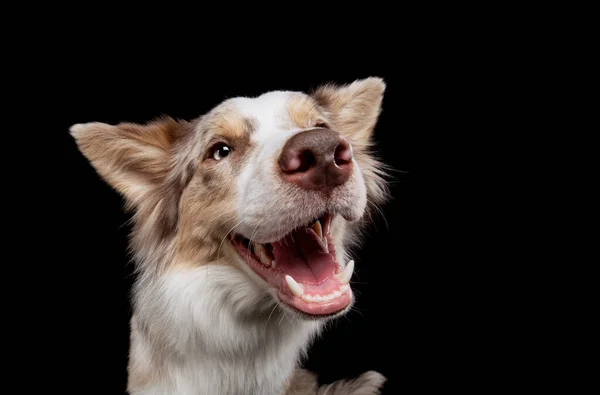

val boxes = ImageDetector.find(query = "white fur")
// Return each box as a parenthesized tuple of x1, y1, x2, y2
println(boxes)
(130, 264, 321, 394)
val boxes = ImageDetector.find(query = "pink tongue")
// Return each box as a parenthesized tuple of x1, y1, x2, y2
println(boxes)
(272, 228, 336, 284)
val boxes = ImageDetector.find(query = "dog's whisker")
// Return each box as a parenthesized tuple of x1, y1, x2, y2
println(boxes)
(244, 219, 267, 263)
(277, 307, 288, 328)
(265, 302, 279, 331)
(367, 198, 389, 232)
(216, 217, 245, 260)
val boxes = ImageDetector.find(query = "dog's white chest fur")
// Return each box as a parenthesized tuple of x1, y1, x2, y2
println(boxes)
(128, 266, 321, 395)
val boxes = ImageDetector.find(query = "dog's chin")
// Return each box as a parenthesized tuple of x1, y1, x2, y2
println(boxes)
(231, 212, 354, 320)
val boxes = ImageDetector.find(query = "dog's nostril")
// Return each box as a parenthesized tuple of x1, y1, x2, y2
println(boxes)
(296, 150, 315, 172)
(333, 140, 352, 167)
(281, 150, 316, 173)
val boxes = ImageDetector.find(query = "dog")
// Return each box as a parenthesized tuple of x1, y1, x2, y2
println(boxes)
(70, 77, 390, 394)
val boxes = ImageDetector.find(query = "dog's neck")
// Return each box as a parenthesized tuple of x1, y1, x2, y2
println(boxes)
(127, 252, 323, 395)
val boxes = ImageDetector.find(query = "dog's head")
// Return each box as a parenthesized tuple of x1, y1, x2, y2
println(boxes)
(71, 78, 388, 320)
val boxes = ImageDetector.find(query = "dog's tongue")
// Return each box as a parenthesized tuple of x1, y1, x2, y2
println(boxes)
(272, 227, 336, 284)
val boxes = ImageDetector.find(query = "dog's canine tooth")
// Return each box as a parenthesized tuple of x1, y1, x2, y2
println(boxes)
(285, 275, 304, 297)
(311, 220, 323, 238)
(335, 260, 354, 284)
(253, 243, 271, 267)
(271, 260, 276, 269)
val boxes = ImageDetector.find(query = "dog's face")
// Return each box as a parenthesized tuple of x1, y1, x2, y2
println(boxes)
(71, 78, 388, 320)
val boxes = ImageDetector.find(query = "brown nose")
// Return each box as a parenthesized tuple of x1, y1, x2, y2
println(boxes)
(279, 128, 353, 191)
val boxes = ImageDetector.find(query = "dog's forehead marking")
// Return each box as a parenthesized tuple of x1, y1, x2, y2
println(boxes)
(230, 91, 304, 141)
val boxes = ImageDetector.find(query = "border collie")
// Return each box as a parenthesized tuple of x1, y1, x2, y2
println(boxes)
(71, 77, 389, 394)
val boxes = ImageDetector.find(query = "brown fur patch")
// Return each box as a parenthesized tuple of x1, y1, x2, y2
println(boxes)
(201, 107, 255, 175)
(70, 116, 186, 208)
(286, 94, 324, 129)
(174, 177, 237, 265)
(311, 78, 385, 151)
(207, 107, 257, 143)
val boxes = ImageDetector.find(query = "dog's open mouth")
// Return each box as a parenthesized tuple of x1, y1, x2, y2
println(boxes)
(231, 213, 352, 316)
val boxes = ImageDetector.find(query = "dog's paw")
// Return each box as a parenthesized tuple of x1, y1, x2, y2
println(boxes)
(285, 368, 319, 394)
(317, 371, 386, 395)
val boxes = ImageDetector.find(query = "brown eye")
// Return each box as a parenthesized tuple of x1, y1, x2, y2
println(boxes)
(314, 121, 329, 129)
(211, 143, 231, 161)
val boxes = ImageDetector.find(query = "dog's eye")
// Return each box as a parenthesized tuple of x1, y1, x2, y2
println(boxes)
(212, 143, 231, 161)
(314, 121, 329, 129)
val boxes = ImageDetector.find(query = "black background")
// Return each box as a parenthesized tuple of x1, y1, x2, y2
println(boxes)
(58, 47, 484, 394)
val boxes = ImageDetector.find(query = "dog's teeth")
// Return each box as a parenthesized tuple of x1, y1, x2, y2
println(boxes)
(322, 236, 329, 253)
(253, 243, 271, 267)
(300, 289, 349, 303)
(271, 260, 276, 269)
(311, 220, 323, 238)
(285, 275, 304, 297)
(323, 294, 334, 302)
(335, 260, 354, 284)
(302, 294, 314, 302)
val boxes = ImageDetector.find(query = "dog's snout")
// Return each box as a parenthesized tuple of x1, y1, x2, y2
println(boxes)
(279, 128, 353, 191)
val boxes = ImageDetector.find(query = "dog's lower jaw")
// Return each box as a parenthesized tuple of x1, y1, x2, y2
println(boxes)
(127, 264, 323, 395)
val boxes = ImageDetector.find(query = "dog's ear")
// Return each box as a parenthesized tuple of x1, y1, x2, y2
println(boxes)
(70, 116, 186, 209)
(311, 77, 386, 149)
(313, 78, 389, 207)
